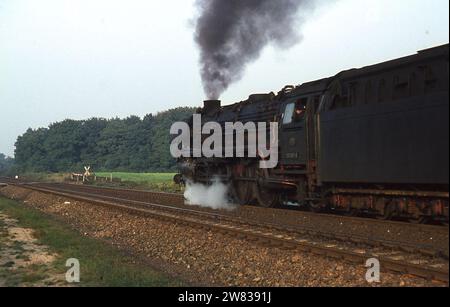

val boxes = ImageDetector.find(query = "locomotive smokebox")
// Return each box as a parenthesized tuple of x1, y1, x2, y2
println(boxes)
(203, 100, 221, 113)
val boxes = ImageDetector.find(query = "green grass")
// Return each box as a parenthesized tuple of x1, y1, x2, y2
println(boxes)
(94, 172, 183, 193)
(0, 197, 183, 287)
(95, 172, 176, 184)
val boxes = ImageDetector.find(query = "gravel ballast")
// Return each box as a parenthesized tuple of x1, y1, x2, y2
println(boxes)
(0, 185, 445, 287)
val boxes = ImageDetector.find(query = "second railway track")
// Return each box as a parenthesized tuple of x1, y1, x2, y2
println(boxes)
(1, 180, 448, 283)
(31, 182, 449, 253)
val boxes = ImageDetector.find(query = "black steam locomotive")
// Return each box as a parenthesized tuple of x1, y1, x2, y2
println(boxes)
(177, 44, 449, 223)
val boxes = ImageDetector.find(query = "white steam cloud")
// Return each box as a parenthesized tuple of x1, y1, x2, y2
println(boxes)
(184, 178, 236, 210)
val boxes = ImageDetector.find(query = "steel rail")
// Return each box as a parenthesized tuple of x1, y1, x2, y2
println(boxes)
(45, 182, 450, 231)
(25, 183, 449, 255)
(7, 182, 449, 284)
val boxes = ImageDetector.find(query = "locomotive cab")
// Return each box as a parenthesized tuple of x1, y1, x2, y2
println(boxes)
(279, 97, 310, 166)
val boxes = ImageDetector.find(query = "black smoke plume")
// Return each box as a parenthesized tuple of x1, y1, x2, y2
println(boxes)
(194, 0, 317, 99)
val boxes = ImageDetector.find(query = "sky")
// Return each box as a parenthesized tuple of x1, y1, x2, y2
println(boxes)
(0, 0, 449, 157)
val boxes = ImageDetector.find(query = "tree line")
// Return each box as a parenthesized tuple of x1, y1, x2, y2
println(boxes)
(12, 107, 196, 173)
(0, 153, 14, 175)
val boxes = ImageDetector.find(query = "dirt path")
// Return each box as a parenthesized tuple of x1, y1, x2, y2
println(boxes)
(0, 211, 65, 287)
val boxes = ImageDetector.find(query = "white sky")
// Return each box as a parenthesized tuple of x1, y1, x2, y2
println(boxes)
(0, 0, 449, 157)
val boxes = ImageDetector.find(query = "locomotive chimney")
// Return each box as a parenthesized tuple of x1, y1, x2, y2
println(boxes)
(203, 100, 221, 113)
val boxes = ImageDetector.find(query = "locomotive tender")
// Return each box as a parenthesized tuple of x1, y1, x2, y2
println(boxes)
(178, 44, 449, 223)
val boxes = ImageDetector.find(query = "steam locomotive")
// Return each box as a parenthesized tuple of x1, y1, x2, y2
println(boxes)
(177, 44, 449, 223)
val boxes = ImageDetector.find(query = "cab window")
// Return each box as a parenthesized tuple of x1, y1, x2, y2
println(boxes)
(283, 98, 307, 125)
(283, 103, 295, 124)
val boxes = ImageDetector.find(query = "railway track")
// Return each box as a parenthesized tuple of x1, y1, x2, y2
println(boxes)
(1, 180, 448, 283)
(27, 182, 450, 255)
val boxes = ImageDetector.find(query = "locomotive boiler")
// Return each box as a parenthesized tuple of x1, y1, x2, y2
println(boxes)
(177, 44, 449, 223)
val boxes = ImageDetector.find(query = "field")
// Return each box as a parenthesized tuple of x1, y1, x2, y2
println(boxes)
(94, 172, 182, 193)
(95, 172, 176, 184)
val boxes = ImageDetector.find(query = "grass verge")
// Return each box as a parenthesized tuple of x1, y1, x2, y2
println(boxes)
(93, 172, 183, 193)
(0, 196, 183, 287)
(95, 172, 176, 183)
(12, 172, 183, 193)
